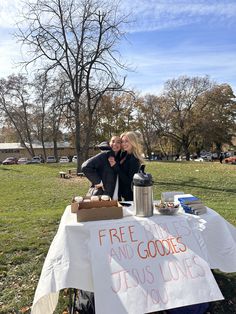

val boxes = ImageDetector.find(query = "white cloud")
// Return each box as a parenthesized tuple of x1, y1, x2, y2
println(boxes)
(120, 0, 236, 32)
(0, 38, 23, 76)
(0, 0, 235, 96)
(123, 44, 236, 94)
(0, 0, 23, 28)
(0, 0, 24, 76)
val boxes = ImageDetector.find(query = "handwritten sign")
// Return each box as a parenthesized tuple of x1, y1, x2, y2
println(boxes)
(89, 216, 223, 314)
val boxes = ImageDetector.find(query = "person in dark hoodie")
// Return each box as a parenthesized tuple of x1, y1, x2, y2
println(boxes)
(81, 135, 121, 199)
(75, 136, 121, 314)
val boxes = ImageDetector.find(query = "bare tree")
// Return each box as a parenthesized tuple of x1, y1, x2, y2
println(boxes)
(48, 75, 73, 160)
(17, 0, 128, 169)
(32, 74, 51, 159)
(134, 94, 165, 158)
(0, 74, 36, 156)
(32, 74, 68, 160)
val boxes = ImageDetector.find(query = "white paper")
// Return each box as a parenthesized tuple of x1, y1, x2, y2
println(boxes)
(89, 216, 223, 314)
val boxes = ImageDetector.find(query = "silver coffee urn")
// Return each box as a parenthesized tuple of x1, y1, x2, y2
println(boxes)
(133, 165, 154, 217)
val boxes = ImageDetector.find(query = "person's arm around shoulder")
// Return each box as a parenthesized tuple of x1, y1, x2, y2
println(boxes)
(81, 152, 107, 185)
(112, 154, 140, 185)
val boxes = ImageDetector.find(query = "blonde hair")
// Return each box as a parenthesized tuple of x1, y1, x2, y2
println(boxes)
(120, 131, 144, 164)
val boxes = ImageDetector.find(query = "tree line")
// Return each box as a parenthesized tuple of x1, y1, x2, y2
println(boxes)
(0, 0, 235, 168)
(0, 73, 235, 162)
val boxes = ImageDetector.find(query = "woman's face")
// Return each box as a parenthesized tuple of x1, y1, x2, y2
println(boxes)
(121, 135, 132, 153)
(110, 136, 121, 153)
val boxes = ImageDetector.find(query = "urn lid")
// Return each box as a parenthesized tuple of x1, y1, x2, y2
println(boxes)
(133, 165, 153, 187)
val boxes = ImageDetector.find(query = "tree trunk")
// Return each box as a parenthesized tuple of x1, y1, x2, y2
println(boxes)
(215, 142, 222, 157)
(182, 136, 190, 160)
(53, 139, 58, 161)
(74, 102, 82, 171)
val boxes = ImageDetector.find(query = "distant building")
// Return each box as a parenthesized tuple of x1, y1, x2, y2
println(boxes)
(0, 142, 75, 161)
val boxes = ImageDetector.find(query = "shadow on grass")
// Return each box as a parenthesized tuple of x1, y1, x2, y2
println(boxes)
(206, 270, 236, 314)
(0, 167, 22, 172)
(154, 179, 236, 194)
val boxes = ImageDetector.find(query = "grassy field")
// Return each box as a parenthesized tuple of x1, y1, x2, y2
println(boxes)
(0, 161, 235, 314)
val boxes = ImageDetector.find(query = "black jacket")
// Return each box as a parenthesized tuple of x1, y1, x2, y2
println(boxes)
(113, 153, 140, 201)
(81, 151, 119, 198)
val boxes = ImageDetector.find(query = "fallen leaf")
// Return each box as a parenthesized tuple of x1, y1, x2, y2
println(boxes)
(20, 306, 31, 313)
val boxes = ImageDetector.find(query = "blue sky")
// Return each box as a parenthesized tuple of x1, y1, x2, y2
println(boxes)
(0, 0, 236, 95)
(120, 0, 236, 94)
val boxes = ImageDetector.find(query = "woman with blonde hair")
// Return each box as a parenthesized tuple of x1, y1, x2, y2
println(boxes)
(120, 131, 144, 163)
(108, 131, 144, 201)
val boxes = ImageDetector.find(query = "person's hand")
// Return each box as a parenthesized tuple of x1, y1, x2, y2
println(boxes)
(95, 183, 104, 189)
(108, 156, 116, 167)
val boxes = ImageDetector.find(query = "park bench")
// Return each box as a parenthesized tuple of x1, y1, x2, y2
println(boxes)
(59, 170, 84, 179)
(77, 172, 84, 177)
(68, 169, 84, 177)
(68, 168, 77, 176)
(59, 171, 67, 179)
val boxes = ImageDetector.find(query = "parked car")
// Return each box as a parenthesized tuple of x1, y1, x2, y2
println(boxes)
(201, 153, 212, 161)
(26, 159, 40, 164)
(59, 156, 70, 163)
(26, 156, 44, 164)
(194, 157, 204, 162)
(212, 153, 218, 160)
(72, 155, 77, 163)
(46, 156, 57, 163)
(224, 156, 236, 164)
(179, 155, 192, 161)
(2, 157, 18, 165)
(223, 152, 231, 158)
(32, 156, 44, 163)
(17, 157, 29, 164)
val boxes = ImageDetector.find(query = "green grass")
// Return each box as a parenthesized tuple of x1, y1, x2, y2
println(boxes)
(0, 161, 235, 313)
(147, 161, 236, 224)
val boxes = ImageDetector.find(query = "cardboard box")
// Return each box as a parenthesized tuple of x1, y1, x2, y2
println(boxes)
(76, 200, 123, 222)
(71, 201, 79, 213)
(161, 191, 185, 202)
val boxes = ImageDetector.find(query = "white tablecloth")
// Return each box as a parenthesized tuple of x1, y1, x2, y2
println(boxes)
(31, 205, 236, 314)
